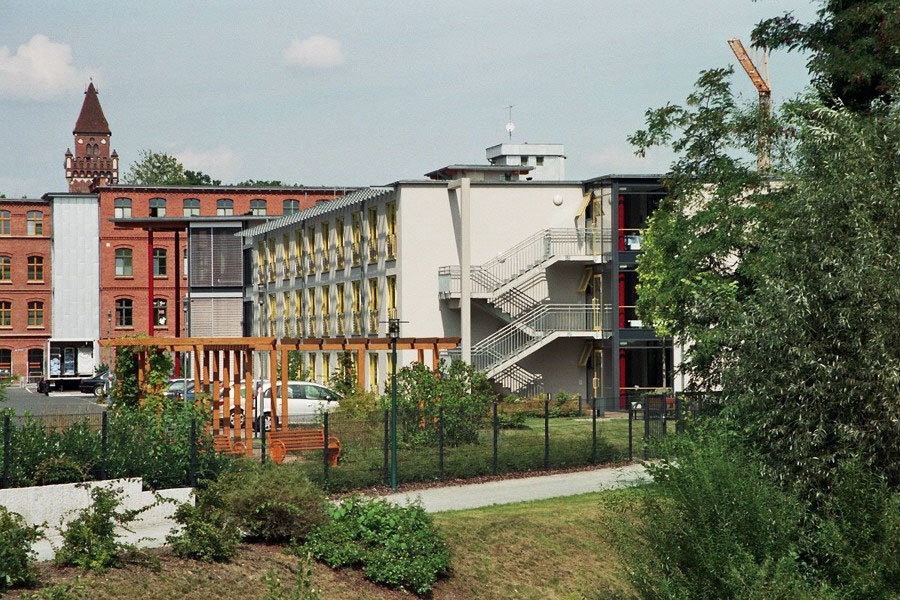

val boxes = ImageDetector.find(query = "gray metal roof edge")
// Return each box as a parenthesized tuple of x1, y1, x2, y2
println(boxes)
(96, 184, 361, 193)
(582, 173, 670, 184)
(240, 186, 394, 238)
(0, 197, 51, 204)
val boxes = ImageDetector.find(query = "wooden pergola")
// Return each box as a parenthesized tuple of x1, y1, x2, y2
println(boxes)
(98, 336, 461, 457)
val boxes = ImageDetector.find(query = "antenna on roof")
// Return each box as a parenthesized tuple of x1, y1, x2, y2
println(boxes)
(504, 105, 515, 141)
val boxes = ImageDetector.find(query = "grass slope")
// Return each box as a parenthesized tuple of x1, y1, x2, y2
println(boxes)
(8, 490, 633, 600)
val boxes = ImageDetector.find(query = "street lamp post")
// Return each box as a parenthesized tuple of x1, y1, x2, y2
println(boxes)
(388, 317, 399, 491)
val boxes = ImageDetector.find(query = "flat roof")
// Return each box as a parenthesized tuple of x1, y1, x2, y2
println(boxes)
(96, 184, 358, 194)
(110, 215, 273, 230)
(0, 197, 50, 204)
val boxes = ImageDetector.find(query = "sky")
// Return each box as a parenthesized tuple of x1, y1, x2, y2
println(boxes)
(0, 1, 819, 197)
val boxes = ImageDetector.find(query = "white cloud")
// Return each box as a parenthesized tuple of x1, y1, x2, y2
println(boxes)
(283, 35, 345, 69)
(176, 145, 241, 180)
(0, 34, 98, 101)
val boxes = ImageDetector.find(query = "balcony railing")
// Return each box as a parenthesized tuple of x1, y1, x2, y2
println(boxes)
(322, 316, 331, 337)
(368, 310, 378, 333)
(368, 240, 378, 264)
(336, 248, 346, 269)
(306, 254, 316, 275)
(438, 228, 611, 297)
(308, 315, 318, 336)
(386, 234, 396, 260)
(352, 310, 362, 335)
(336, 312, 346, 335)
(351, 242, 362, 266)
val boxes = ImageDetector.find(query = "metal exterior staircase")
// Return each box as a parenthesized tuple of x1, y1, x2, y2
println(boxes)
(439, 228, 611, 319)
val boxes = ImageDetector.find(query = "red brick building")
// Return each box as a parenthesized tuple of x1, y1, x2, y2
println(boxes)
(0, 198, 52, 380)
(99, 186, 347, 338)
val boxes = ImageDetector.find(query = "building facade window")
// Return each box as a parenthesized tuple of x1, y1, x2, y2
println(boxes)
(27, 256, 43, 282)
(250, 199, 267, 215)
(27, 301, 43, 327)
(387, 275, 397, 319)
(368, 353, 378, 392)
(367, 208, 378, 263)
(0, 257, 10, 282)
(154, 299, 167, 327)
(321, 222, 331, 270)
(0, 301, 10, 327)
(0, 210, 9, 235)
(115, 298, 133, 327)
(216, 199, 233, 216)
(149, 198, 166, 217)
(368, 278, 379, 332)
(114, 198, 132, 218)
(183, 198, 200, 217)
(26, 211, 43, 236)
(153, 248, 167, 276)
(0, 349, 10, 374)
(283, 199, 300, 215)
(115, 248, 133, 277)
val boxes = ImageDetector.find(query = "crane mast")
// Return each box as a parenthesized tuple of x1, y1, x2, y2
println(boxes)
(728, 37, 771, 171)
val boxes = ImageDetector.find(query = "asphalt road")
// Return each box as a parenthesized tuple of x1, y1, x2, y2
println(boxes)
(1, 384, 106, 416)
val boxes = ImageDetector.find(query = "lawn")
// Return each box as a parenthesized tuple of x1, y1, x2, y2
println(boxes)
(9, 490, 636, 600)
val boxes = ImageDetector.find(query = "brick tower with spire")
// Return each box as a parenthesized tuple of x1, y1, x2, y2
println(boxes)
(64, 82, 118, 192)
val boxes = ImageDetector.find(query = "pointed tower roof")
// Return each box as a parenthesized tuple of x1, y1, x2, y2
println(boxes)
(73, 83, 110, 134)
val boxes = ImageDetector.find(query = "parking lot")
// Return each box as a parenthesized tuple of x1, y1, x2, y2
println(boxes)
(1, 383, 106, 416)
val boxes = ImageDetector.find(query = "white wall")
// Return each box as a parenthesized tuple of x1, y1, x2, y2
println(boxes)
(50, 195, 100, 354)
(397, 182, 584, 339)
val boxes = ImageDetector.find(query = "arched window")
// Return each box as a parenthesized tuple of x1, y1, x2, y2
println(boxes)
(153, 299, 167, 327)
(26, 211, 42, 236)
(250, 199, 267, 216)
(217, 198, 233, 216)
(115, 298, 133, 327)
(0, 257, 9, 282)
(183, 198, 200, 217)
(283, 199, 300, 215)
(0, 210, 8, 235)
(27, 256, 43, 282)
(115, 248, 133, 277)
(94, 144, 99, 155)
(153, 248, 167, 277)
(27, 301, 43, 327)
(114, 198, 132, 218)
(0, 301, 10, 327)
(149, 197, 166, 218)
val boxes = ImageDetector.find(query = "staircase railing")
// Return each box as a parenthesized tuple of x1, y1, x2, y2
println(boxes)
(438, 228, 611, 298)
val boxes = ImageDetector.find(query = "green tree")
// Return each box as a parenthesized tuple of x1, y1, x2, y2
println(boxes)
(752, 1, 900, 111)
(122, 150, 188, 185)
(233, 179, 290, 187)
(184, 169, 221, 186)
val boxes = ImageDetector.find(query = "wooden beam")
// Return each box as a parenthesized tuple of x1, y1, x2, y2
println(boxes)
(417, 348, 425, 364)
(432, 346, 440, 372)
(222, 350, 230, 442)
(136, 351, 145, 402)
(192, 347, 201, 405)
(280, 348, 288, 432)
(243, 350, 253, 456)
(232, 350, 241, 443)
(269, 349, 278, 434)
(212, 351, 221, 435)
(202, 350, 211, 433)
(357, 347, 365, 390)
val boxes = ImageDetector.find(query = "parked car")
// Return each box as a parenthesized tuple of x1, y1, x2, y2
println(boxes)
(254, 381, 340, 431)
(79, 371, 112, 396)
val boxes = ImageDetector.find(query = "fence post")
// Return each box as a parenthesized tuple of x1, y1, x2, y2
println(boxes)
(383, 409, 389, 486)
(661, 397, 667, 437)
(323, 412, 329, 486)
(2, 414, 9, 489)
(100, 411, 108, 480)
(492, 402, 498, 476)
(591, 397, 598, 466)
(438, 405, 444, 481)
(628, 401, 633, 462)
(189, 417, 197, 488)
(260, 419, 267, 464)
(643, 398, 650, 461)
(675, 392, 683, 434)
(544, 396, 550, 471)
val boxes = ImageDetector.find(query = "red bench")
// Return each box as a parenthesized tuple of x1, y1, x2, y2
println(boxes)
(213, 435, 248, 457)
(268, 429, 342, 466)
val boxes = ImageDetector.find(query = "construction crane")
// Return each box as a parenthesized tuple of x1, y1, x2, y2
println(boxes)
(728, 38, 771, 171)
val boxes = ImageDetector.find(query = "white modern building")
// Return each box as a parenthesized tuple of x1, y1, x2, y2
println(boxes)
(241, 146, 674, 409)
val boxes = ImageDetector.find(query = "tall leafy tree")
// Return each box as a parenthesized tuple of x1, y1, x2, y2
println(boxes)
(753, 0, 900, 111)
(122, 150, 220, 186)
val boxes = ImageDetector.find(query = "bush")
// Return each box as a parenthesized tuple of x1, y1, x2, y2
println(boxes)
(336, 389, 380, 420)
(166, 500, 240, 563)
(55, 484, 148, 571)
(0, 506, 43, 591)
(608, 429, 900, 600)
(303, 496, 450, 595)
(203, 462, 327, 542)
(34, 456, 88, 486)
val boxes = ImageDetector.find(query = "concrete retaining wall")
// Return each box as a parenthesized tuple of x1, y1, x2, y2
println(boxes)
(0, 478, 193, 561)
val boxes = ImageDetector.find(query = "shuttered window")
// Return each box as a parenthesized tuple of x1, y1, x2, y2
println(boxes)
(189, 298, 243, 337)
(189, 227, 242, 287)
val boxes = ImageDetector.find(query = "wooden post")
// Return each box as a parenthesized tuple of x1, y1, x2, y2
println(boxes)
(269, 349, 278, 432)
(280, 348, 288, 432)
(233, 350, 241, 443)
(192, 347, 201, 405)
(136, 351, 145, 404)
(244, 350, 253, 456)
(202, 350, 211, 434)
(222, 350, 231, 442)
(432, 345, 440, 372)
(212, 350, 221, 435)
(357, 347, 365, 390)
(417, 348, 425, 364)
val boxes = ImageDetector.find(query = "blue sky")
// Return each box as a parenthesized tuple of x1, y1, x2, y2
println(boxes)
(0, 1, 818, 197)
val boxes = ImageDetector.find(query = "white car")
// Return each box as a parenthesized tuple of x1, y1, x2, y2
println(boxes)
(255, 381, 340, 431)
